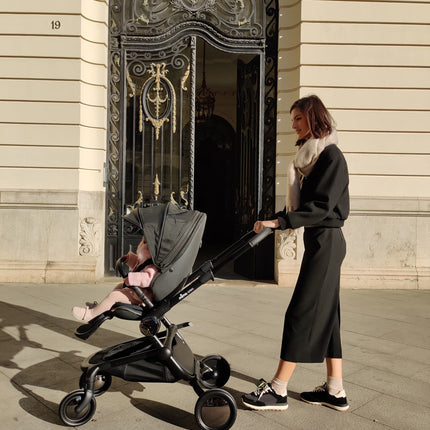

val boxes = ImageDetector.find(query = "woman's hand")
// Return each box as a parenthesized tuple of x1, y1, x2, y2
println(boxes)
(253, 219, 279, 233)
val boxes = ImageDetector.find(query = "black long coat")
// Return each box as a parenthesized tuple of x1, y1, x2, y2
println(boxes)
(276, 144, 350, 363)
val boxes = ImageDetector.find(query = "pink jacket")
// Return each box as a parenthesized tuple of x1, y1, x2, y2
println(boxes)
(125, 252, 158, 288)
(128, 264, 158, 288)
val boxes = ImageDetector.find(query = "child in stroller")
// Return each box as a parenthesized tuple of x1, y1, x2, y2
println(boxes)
(59, 203, 272, 430)
(72, 235, 158, 321)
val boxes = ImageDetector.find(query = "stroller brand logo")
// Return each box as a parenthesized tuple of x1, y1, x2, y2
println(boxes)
(179, 288, 194, 300)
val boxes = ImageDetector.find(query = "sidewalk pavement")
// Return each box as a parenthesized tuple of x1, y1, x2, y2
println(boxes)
(1, 278, 429, 430)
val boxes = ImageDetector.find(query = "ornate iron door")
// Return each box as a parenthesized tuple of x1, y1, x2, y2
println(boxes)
(105, 0, 277, 276)
(234, 55, 263, 238)
(106, 36, 196, 271)
(234, 55, 275, 279)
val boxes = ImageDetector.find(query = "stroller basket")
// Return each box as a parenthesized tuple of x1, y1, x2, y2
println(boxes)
(85, 332, 193, 383)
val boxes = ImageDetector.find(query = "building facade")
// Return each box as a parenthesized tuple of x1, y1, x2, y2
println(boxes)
(0, 0, 429, 288)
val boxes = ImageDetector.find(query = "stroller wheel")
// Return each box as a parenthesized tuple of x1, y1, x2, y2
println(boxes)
(79, 371, 112, 396)
(59, 390, 96, 426)
(199, 355, 230, 389)
(195, 388, 237, 430)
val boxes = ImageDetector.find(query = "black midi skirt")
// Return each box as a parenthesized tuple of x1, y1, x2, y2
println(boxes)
(280, 227, 346, 363)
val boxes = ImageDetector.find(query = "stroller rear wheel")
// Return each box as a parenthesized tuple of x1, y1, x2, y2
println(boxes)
(79, 371, 112, 396)
(59, 390, 97, 426)
(195, 388, 237, 430)
(199, 355, 230, 389)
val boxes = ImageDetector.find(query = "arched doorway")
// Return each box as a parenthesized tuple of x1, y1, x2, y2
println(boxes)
(105, 1, 279, 279)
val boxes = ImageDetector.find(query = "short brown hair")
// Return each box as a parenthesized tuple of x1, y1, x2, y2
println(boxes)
(290, 95, 334, 139)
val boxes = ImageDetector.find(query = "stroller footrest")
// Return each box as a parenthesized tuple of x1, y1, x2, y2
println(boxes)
(75, 313, 112, 340)
(111, 303, 146, 320)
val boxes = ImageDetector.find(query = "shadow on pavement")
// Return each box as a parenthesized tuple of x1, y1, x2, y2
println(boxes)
(0, 300, 260, 428)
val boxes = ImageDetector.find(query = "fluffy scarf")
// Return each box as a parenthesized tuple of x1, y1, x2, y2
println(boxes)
(286, 129, 338, 211)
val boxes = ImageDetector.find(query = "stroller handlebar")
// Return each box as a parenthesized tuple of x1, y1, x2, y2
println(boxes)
(248, 227, 273, 248)
(209, 227, 273, 274)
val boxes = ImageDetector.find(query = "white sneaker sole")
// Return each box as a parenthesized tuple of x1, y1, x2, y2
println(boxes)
(241, 399, 289, 411)
(300, 397, 349, 411)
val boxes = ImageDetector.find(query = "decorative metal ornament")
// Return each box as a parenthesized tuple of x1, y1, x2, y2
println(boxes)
(141, 63, 176, 139)
(170, 185, 189, 206)
(153, 173, 161, 200)
(180, 185, 189, 207)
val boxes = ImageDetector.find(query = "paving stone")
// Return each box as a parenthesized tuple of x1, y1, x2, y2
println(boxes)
(0, 282, 429, 430)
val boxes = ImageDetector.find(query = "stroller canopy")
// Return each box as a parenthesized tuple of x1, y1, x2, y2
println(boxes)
(123, 203, 206, 273)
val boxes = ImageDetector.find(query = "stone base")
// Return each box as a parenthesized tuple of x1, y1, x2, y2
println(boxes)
(274, 259, 300, 288)
(0, 259, 97, 283)
(341, 267, 429, 289)
(275, 261, 429, 290)
(0, 189, 105, 283)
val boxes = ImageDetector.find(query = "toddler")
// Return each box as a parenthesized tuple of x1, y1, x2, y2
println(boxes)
(72, 236, 158, 321)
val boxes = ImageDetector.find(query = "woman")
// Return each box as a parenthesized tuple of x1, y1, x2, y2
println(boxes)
(242, 95, 350, 412)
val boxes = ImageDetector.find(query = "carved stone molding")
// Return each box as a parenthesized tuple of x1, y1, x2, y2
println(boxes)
(277, 229, 297, 260)
(79, 217, 101, 257)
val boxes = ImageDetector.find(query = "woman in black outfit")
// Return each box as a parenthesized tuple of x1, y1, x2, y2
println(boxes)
(242, 95, 350, 412)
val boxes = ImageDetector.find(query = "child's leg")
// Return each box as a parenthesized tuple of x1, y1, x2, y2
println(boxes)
(72, 283, 140, 321)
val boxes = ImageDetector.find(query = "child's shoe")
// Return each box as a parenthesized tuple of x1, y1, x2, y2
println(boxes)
(72, 306, 90, 322)
(300, 382, 349, 411)
(85, 301, 98, 309)
(242, 379, 288, 411)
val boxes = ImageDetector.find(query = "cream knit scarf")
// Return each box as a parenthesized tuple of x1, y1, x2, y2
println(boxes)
(286, 129, 338, 211)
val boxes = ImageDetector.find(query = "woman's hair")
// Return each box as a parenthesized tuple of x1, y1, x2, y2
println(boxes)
(290, 95, 335, 140)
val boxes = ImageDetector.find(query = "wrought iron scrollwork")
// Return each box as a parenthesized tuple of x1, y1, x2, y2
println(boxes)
(111, 0, 264, 39)
(106, 50, 122, 235)
(261, 0, 278, 219)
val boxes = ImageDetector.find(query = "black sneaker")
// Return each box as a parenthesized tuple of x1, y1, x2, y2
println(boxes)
(300, 383, 349, 411)
(242, 379, 288, 411)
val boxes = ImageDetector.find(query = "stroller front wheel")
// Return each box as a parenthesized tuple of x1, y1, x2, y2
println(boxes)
(194, 388, 237, 430)
(59, 389, 97, 426)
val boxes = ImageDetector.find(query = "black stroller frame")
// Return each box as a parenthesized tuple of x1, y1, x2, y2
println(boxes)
(59, 204, 272, 430)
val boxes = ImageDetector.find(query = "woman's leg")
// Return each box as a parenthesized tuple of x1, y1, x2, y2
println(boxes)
(275, 359, 296, 382)
(326, 357, 342, 378)
(326, 357, 345, 396)
(269, 359, 297, 397)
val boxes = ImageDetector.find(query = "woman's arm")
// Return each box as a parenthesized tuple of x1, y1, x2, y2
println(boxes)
(254, 219, 279, 233)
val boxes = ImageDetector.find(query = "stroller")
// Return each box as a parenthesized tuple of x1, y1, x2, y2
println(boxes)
(59, 203, 271, 430)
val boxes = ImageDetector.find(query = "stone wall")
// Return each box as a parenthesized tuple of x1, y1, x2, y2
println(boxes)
(1, 0, 428, 287)
(0, 0, 108, 282)
(275, 0, 430, 289)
